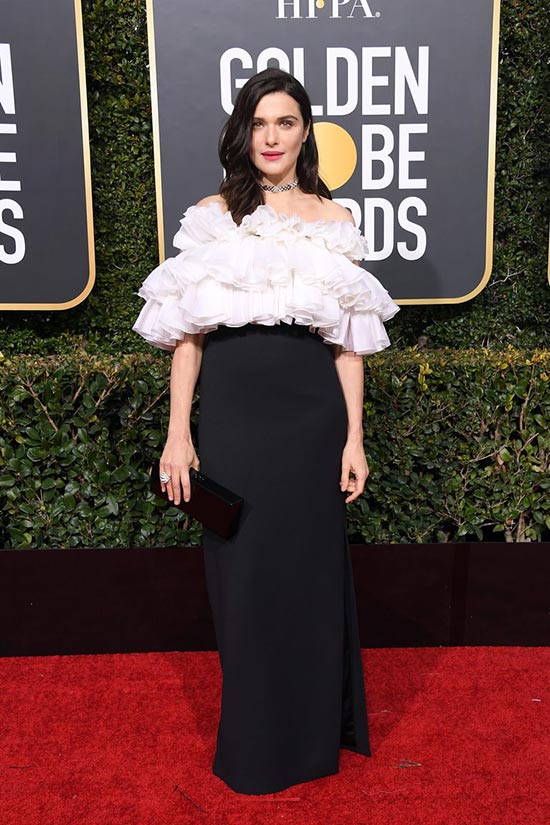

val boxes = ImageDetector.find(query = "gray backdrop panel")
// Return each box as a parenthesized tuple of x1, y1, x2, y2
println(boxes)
(0, 0, 92, 307)
(151, 0, 499, 302)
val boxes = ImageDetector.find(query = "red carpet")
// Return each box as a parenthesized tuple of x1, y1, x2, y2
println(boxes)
(1, 647, 548, 824)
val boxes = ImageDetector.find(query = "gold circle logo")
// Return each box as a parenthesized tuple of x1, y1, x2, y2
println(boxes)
(313, 122, 357, 191)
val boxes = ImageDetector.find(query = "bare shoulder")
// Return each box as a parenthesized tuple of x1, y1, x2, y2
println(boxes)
(317, 197, 355, 226)
(195, 194, 228, 213)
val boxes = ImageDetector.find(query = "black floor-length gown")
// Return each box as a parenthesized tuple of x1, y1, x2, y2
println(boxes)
(131, 200, 400, 794)
(197, 319, 371, 795)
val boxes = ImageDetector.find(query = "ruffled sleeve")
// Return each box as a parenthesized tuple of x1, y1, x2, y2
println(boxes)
(131, 202, 400, 355)
(131, 203, 229, 351)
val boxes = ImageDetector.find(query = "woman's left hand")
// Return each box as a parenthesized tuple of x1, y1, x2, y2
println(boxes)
(340, 436, 369, 504)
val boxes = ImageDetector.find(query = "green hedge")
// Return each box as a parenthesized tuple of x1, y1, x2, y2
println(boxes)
(1, 2, 549, 549)
(2, 349, 550, 548)
(0, 0, 548, 354)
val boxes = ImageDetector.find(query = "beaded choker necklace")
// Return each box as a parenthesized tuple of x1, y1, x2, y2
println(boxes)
(260, 178, 299, 193)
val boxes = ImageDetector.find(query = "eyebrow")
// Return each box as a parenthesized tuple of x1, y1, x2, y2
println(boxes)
(253, 115, 299, 121)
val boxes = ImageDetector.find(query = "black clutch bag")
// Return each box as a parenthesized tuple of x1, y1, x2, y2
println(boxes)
(149, 458, 244, 539)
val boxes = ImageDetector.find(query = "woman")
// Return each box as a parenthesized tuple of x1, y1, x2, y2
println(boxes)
(132, 67, 400, 795)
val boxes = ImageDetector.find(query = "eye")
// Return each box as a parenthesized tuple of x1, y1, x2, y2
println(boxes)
(281, 119, 294, 127)
(252, 121, 263, 128)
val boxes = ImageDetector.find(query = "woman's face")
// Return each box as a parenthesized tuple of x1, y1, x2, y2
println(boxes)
(249, 91, 310, 183)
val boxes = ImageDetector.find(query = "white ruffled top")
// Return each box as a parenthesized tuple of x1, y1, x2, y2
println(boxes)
(132, 201, 400, 355)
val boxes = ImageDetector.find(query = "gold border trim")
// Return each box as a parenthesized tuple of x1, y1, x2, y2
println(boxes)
(146, 0, 165, 261)
(147, 0, 502, 304)
(0, 0, 96, 310)
(399, 0, 501, 304)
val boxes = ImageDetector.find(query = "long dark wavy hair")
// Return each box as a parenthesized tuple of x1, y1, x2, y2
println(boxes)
(218, 68, 331, 225)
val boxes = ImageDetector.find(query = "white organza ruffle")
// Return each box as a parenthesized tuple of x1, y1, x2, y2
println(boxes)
(132, 202, 400, 355)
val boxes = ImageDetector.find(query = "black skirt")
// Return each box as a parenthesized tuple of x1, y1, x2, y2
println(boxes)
(196, 320, 371, 795)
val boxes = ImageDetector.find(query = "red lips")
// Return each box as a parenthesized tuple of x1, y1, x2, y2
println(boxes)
(262, 152, 283, 158)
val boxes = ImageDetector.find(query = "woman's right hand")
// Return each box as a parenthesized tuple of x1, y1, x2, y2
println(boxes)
(159, 435, 200, 505)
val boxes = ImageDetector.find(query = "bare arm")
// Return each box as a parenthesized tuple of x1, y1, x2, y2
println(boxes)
(328, 207, 366, 437)
(157, 195, 223, 504)
(330, 236, 370, 501)
(160, 332, 205, 505)
(332, 344, 370, 503)
(332, 347, 364, 441)
(168, 333, 205, 439)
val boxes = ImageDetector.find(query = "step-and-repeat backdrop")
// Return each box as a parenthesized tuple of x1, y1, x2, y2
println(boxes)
(0, 0, 501, 308)
(0, 0, 93, 310)
(148, 0, 501, 304)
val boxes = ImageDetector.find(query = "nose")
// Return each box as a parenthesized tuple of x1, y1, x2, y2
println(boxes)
(265, 125, 279, 146)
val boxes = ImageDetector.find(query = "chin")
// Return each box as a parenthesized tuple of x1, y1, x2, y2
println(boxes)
(256, 160, 297, 178)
